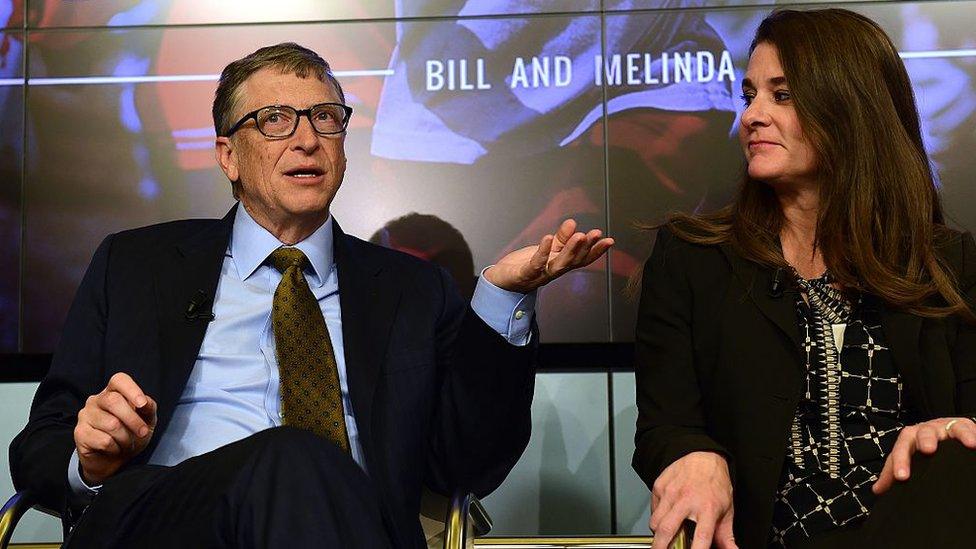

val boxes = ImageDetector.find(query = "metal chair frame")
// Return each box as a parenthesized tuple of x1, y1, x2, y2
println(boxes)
(1, 489, 689, 549)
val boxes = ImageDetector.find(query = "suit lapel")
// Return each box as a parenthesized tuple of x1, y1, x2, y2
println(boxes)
(720, 244, 802, 351)
(334, 221, 402, 468)
(149, 207, 235, 445)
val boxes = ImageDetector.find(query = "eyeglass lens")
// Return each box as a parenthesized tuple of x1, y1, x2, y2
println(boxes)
(256, 104, 347, 136)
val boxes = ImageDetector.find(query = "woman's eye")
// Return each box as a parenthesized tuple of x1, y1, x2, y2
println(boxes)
(739, 93, 754, 106)
(774, 90, 792, 102)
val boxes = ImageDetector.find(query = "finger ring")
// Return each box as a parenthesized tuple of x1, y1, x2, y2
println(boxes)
(945, 419, 961, 433)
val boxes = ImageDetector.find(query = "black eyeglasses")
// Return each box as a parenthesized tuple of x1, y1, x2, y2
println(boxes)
(223, 102, 353, 138)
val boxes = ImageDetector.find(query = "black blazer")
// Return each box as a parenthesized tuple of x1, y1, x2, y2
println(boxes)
(632, 227, 976, 548)
(10, 206, 537, 548)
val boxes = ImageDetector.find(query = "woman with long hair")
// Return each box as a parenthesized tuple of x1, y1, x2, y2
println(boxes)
(633, 9, 976, 548)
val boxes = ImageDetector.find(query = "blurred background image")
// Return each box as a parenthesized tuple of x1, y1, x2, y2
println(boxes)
(3, 1, 975, 352)
(1, 0, 975, 540)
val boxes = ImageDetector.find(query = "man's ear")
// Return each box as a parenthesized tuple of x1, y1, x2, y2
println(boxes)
(215, 136, 239, 183)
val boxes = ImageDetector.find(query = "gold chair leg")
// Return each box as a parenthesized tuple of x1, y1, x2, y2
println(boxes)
(444, 492, 492, 549)
(0, 492, 33, 549)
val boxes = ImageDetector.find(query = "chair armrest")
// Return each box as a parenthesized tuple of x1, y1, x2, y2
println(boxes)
(444, 492, 492, 549)
(667, 520, 694, 549)
(1, 491, 35, 549)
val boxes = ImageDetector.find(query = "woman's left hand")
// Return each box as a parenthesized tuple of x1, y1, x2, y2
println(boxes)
(872, 417, 976, 495)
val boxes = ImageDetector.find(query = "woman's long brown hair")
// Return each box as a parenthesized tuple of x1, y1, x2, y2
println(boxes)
(664, 8, 973, 321)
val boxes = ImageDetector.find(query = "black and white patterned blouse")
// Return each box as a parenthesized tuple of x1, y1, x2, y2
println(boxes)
(769, 273, 910, 547)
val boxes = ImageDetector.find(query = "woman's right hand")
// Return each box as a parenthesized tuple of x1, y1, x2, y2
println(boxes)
(650, 451, 737, 549)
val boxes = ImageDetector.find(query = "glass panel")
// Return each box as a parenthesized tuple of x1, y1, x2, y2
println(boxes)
(855, 1, 976, 234)
(26, 0, 394, 28)
(0, 29, 22, 352)
(0, 383, 62, 543)
(612, 371, 652, 535)
(366, 14, 609, 342)
(23, 14, 609, 349)
(408, 0, 601, 17)
(25, 3, 972, 349)
(24, 0, 601, 28)
(609, 1, 976, 340)
(483, 372, 612, 535)
(2, 0, 23, 29)
(22, 21, 395, 350)
(605, 0, 889, 11)
(605, 7, 742, 340)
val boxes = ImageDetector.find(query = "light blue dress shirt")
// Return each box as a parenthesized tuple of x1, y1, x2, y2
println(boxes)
(69, 205, 536, 496)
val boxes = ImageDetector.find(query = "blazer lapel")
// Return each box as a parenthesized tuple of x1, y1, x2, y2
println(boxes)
(879, 303, 927, 415)
(334, 221, 402, 468)
(149, 206, 235, 444)
(720, 244, 802, 351)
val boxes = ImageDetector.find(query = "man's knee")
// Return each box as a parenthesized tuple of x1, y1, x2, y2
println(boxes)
(233, 426, 364, 484)
(221, 428, 386, 543)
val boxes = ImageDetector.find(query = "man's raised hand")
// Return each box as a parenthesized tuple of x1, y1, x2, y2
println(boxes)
(484, 219, 614, 294)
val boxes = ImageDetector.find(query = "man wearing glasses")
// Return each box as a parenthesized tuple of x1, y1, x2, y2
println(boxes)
(10, 43, 613, 547)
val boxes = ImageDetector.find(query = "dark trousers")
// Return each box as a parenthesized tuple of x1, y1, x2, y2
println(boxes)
(65, 427, 393, 549)
(791, 440, 976, 549)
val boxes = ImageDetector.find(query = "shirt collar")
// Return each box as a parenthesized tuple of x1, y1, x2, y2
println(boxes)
(230, 203, 334, 288)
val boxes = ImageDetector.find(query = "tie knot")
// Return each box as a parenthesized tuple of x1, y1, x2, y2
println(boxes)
(269, 247, 308, 274)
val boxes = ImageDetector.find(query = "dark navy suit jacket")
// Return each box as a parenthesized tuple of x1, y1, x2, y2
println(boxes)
(11, 205, 537, 547)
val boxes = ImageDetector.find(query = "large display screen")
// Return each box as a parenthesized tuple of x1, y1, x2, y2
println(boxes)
(2, 0, 975, 352)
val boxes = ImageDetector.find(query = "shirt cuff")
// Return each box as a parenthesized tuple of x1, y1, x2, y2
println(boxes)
(471, 267, 537, 346)
(68, 449, 102, 502)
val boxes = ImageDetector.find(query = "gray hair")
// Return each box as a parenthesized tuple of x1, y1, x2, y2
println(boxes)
(212, 42, 345, 138)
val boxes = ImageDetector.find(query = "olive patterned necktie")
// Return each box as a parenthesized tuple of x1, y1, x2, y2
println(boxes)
(269, 247, 350, 452)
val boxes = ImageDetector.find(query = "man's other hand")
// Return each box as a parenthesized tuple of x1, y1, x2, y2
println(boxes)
(74, 372, 157, 485)
(484, 219, 614, 294)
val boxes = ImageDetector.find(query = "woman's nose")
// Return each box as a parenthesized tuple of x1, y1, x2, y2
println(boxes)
(740, 99, 770, 129)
